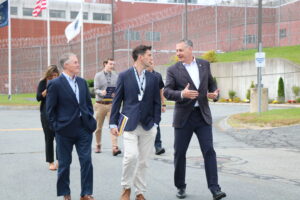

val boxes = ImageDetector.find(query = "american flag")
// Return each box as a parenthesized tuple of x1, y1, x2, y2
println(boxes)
(32, 0, 47, 17)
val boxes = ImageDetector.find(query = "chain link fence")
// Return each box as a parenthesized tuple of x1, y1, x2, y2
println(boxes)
(0, 0, 300, 94)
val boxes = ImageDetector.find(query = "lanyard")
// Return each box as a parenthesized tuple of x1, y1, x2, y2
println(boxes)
(133, 67, 145, 101)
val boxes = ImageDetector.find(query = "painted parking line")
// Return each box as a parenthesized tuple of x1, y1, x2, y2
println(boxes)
(0, 128, 42, 132)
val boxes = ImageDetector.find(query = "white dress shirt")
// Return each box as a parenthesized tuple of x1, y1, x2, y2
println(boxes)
(182, 58, 200, 107)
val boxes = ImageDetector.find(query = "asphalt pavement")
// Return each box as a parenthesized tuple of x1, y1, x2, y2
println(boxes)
(0, 104, 299, 200)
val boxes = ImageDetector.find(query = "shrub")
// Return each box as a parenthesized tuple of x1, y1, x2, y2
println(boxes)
(228, 90, 236, 100)
(202, 50, 217, 63)
(277, 77, 285, 102)
(292, 86, 300, 97)
(86, 79, 94, 87)
(296, 98, 300, 103)
(218, 98, 228, 102)
(233, 97, 241, 103)
(246, 81, 255, 100)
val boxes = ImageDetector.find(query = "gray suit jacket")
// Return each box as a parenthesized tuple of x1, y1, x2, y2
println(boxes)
(94, 70, 118, 101)
(163, 58, 217, 128)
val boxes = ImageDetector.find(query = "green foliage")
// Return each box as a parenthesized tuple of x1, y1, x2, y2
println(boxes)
(228, 90, 236, 100)
(216, 45, 300, 65)
(218, 98, 228, 102)
(246, 81, 255, 100)
(202, 50, 217, 63)
(86, 79, 94, 87)
(296, 98, 300, 103)
(277, 77, 285, 98)
(292, 86, 300, 97)
(233, 97, 241, 103)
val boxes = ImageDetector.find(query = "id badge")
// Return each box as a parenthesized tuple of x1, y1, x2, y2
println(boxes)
(138, 94, 142, 101)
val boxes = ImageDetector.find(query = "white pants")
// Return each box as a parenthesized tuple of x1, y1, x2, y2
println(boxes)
(121, 125, 156, 196)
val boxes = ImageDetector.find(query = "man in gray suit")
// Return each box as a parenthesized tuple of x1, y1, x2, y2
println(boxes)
(93, 58, 121, 156)
(164, 40, 226, 200)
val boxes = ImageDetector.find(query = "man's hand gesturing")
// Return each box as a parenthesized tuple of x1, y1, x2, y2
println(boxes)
(182, 83, 199, 99)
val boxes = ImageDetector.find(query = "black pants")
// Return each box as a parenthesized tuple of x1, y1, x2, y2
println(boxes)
(154, 125, 162, 149)
(174, 108, 220, 192)
(40, 112, 57, 163)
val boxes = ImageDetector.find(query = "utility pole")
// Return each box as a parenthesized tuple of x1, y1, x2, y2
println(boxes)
(257, 0, 263, 113)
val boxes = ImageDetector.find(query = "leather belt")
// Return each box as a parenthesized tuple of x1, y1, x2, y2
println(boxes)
(96, 101, 112, 105)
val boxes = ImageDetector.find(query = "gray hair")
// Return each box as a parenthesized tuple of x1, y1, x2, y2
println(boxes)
(59, 52, 76, 69)
(178, 39, 193, 48)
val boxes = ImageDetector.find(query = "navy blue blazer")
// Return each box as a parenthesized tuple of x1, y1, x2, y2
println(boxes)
(46, 75, 96, 136)
(109, 67, 161, 131)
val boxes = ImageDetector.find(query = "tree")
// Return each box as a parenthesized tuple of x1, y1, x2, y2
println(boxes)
(277, 77, 285, 102)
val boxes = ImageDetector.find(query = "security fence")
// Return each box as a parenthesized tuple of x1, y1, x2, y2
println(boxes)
(0, 0, 300, 94)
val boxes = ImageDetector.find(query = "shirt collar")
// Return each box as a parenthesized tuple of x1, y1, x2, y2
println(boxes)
(62, 72, 77, 82)
(182, 57, 196, 67)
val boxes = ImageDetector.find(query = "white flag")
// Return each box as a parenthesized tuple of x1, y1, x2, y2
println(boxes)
(65, 10, 82, 43)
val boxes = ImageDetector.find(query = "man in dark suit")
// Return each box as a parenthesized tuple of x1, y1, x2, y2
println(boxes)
(46, 53, 97, 200)
(109, 45, 161, 200)
(164, 40, 226, 200)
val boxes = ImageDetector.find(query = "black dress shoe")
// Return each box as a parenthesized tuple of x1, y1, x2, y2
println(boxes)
(176, 188, 186, 199)
(155, 147, 165, 155)
(212, 190, 226, 200)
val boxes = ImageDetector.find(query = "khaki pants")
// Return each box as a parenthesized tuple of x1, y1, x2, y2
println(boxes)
(94, 103, 118, 148)
(121, 125, 157, 196)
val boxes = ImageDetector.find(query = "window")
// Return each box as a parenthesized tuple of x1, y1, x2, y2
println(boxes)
(145, 32, 161, 41)
(279, 28, 286, 39)
(10, 7, 18, 15)
(125, 30, 140, 41)
(93, 13, 111, 21)
(23, 8, 39, 16)
(71, 11, 88, 20)
(168, 0, 197, 3)
(244, 35, 256, 44)
(50, 10, 66, 19)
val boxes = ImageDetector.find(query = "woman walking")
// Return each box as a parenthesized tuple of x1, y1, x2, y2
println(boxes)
(36, 65, 60, 170)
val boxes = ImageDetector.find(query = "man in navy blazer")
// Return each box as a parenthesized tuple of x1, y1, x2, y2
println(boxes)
(46, 53, 96, 200)
(109, 45, 161, 200)
(164, 40, 226, 200)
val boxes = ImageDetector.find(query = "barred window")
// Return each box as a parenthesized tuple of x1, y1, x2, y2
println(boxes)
(279, 28, 286, 39)
(93, 13, 111, 21)
(71, 11, 88, 20)
(244, 35, 256, 44)
(23, 8, 40, 16)
(50, 10, 66, 19)
(125, 30, 141, 41)
(145, 32, 161, 41)
(11, 7, 18, 15)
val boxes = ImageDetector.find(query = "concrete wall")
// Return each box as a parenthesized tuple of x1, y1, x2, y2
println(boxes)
(211, 58, 300, 101)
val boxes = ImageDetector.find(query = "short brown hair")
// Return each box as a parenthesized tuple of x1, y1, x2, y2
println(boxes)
(103, 58, 114, 67)
(132, 45, 152, 62)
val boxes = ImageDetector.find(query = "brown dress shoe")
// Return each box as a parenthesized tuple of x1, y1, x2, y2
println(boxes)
(63, 195, 71, 200)
(113, 146, 122, 156)
(95, 145, 101, 153)
(120, 188, 131, 200)
(80, 195, 95, 200)
(135, 194, 146, 200)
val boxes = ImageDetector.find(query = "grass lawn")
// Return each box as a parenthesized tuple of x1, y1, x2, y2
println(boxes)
(0, 93, 39, 106)
(216, 45, 300, 65)
(228, 108, 300, 128)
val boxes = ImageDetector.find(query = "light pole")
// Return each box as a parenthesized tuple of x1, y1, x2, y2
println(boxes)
(257, 0, 263, 113)
(184, 0, 188, 39)
(111, 0, 115, 59)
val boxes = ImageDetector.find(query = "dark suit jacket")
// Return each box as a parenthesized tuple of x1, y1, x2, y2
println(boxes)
(46, 74, 96, 136)
(163, 58, 217, 128)
(36, 79, 47, 113)
(109, 67, 161, 131)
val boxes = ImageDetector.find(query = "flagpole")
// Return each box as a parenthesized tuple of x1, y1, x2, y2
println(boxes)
(8, 0, 11, 100)
(80, 0, 84, 78)
(47, 0, 50, 66)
